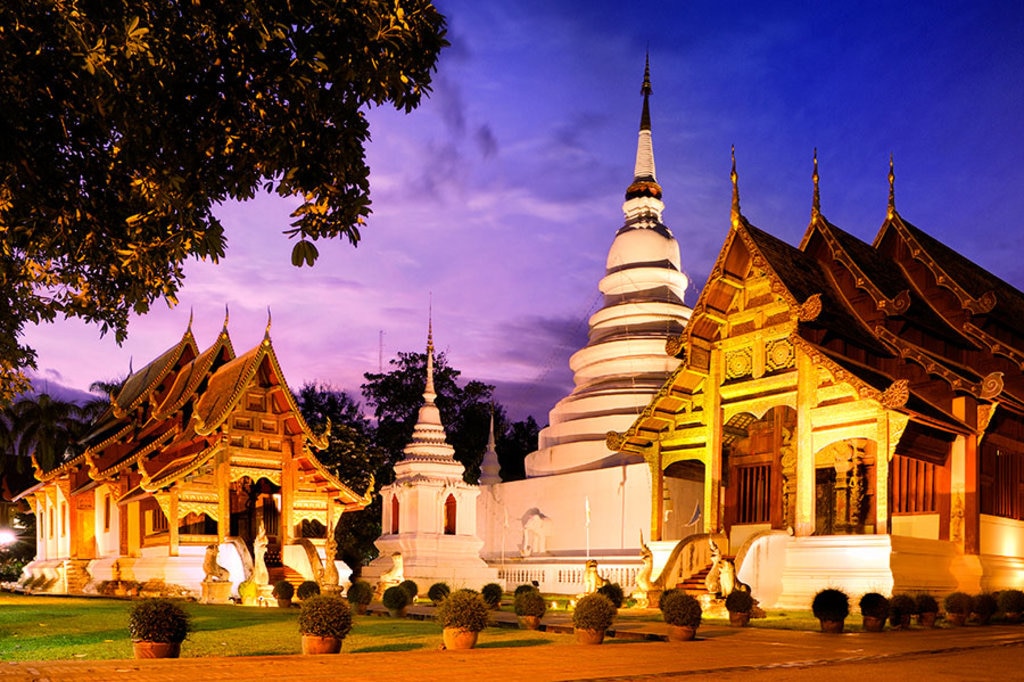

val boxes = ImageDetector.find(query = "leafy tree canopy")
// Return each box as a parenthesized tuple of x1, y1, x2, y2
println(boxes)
(0, 1, 448, 403)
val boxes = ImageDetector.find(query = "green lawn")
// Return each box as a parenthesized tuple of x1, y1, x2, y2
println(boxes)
(0, 594, 571, 661)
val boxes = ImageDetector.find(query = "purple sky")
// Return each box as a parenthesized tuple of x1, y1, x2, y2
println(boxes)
(22, 1, 1024, 423)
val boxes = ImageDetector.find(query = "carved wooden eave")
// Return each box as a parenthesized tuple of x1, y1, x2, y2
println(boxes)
(152, 330, 236, 421)
(295, 444, 371, 508)
(32, 449, 89, 483)
(93, 425, 180, 481)
(961, 320, 1024, 371)
(789, 333, 896, 405)
(142, 442, 223, 492)
(607, 362, 702, 455)
(874, 325, 1005, 400)
(886, 213, 997, 315)
(110, 328, 199, 420)
(810, 220, 912, 316)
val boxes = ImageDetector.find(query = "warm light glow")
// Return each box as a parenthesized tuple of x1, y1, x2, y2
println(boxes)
(0, 529, 16, 546)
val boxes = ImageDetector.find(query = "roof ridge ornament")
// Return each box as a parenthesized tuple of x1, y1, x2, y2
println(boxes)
(223, 303, 230, 332)
(811, 148, 821, 220)
(730, 146, 741, 229)
(887, 153, 896, 219)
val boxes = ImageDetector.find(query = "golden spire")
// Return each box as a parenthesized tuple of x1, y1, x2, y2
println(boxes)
(223, 303, 230, 331)
(425, 299, 435, 396)
(730, 145, 741, 229)
(264, 306, 272, 342)
(187, 306, 194, 332)
(811, 148, 821, 220)
(887, 153, 896, 219)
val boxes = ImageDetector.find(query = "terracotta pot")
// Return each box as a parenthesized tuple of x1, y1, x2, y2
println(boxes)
(276, 598, 292, 609)
(518, 615, 541, 630)
(388, 606, 407, 619)
(666, 624, 697, 641)
(894, 614, 912, 630)
(819, 619, 844, 634)
(946, 612, 967, 627)
(442, 628, 479, 650)
(862, 616, 885, 632)
(729, 611, 750, 628)
(133, 641, 181, 659)
(301, 634, 343, 655)
(352, 603, 368, 615)
(574, 627, 605, 645)
(917, 611, 937, 628)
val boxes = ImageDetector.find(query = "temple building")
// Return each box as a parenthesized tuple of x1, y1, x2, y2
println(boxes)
(608, 152, 1024, 607)
(16, 316, 371, 598)
(477, 59, 696, 590)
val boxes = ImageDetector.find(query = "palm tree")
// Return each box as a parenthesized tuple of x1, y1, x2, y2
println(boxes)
(11, 394, 86, 472)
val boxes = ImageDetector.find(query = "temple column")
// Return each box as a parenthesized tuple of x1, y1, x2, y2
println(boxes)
(704, 348, 723, 535)
(873, 413, 892, 535)
(951, 396, 979, 554)
(649, 445, 663, 541)
(168, 489, 180, 557)
(280, 441, 296, 546)
(216, 449, 230, 543)
(794, 350, 816, 536)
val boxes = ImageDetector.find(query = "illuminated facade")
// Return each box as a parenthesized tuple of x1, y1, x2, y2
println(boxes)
(17, 318, 371, 597)
(610, 154, 1024, 606)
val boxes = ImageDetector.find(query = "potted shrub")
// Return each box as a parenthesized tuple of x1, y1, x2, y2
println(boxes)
(272, 580, 295, 608)
(298, 594, 353, 655)
(597, 582, 625, 608)
(572, 593, 617, 645)
(346, 580, 374, 615)
(128, 598, 192, 659)
(660, 589, 702, 641)
(383, 584, 411, 618)
(971, 593, 998, 626)
(427, 582, 451, 606)
(998, 588, 1024, 623)
(888, 593, 916, 629)
(858, 592, 889, 632)
(944, 591, 971, 626)
(399, 579, 419, 603)
(915, 593, 939, 628)
(725, 589, 754, 627)
(481, 582, 503, 610)
(297, 580, 321, 601)
(811, 588, 849, 633)
(238, 579, 259, 606)
(436, 589, 490, 650)
(513, 588, 547, 630)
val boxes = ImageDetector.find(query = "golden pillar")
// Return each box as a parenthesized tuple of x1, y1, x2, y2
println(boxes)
(704, 347, 724, 535)
(794, 350, 816, 536)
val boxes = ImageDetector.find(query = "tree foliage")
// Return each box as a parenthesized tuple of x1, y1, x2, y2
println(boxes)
(295, 382, 384, 574)
(0, 1, 448, 403)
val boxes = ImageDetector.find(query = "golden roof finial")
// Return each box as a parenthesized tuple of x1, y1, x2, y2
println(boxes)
(264, 306, 272, 341)
(425, 296, 435, 395)
(223, 303, 230, 331)
(187, 307, 194, 332)
(811, 148, 821, 220)
(887, 153, 896, 219)
(730, 145, 741, 229)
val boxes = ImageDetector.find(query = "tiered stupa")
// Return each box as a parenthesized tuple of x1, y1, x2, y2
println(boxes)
(525, 57, 692, 476)
(369, 320, 497, 588)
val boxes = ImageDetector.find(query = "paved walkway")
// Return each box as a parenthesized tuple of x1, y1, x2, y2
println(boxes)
(3, 607, 1023, 681)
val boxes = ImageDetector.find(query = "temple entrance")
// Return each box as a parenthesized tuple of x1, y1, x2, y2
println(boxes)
(813, 439, 877, 535)
(662, 459, 705, 541)
(722, 406, 797, 536)
(230, 476, 282, 549)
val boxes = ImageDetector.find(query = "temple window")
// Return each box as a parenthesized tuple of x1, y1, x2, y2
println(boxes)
(103, 494, 111, 531)
(736, 465, 771, 524)
(61, 503, 67, 536)
(443, 494, 457, 535)
(391, 495, 399, 534)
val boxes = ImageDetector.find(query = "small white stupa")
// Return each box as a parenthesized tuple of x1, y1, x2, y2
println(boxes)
(367, 318, 498, 589)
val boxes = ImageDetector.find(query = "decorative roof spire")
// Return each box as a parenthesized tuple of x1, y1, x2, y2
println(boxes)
(622, 55, 665, 229)
(399, 309, 456, 463)
(479, 406, 501, 485)
(730, 145, 742, 229)
(223, 303, 230, 330)
(265, 306, 272, 337)
(811, 148, 821, 220)
(887, 153, 896, 219)
(187, 307, 194, 332)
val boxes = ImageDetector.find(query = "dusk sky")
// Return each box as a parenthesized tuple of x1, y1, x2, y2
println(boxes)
(22, 1, 1024, 423)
